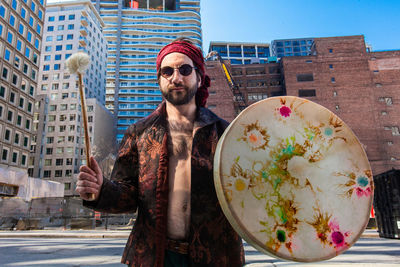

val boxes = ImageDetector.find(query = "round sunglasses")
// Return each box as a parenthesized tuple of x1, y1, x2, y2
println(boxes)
(160, 64, 197, 78)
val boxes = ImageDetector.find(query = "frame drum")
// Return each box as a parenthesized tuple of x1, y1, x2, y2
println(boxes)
(214, 96, 373, 262)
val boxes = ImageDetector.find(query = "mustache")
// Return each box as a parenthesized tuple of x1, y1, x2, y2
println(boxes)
(168, 84, 187, 90)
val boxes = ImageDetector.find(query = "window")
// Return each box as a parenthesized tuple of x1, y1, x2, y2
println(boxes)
(54, 64, 61, 70)
(44, 55, 51, 61)
(0, 86, 5, 98)
(1, 147, 9, 162)
(21, 154, 27, 166)
(47, 137, 54, 144)
(56, 45, 62, 51)
(10, 92, 15, 103)
(34, 38, 39, 49)
(55, 170, 62, 177)
(25, 46, 31, 58)
(44, 170, 51, 178)
(48, 126, 55, 132)
(329, 64, 333, 69)
(0, 5, 5, 18)
(18, 23, 24, 35)
(55, 54, 61, 60)
(14, 132, 20, 144)
(23, 136, 28, 147)
(29, 16, 34, 27)
(2, 67, 8, 79)
(12, 152, 18, 164)
(56, 35, 63, 41)
(329, 49, 333, 53)
(5, 129, 11, 141)
(25, 119, 30, 130)
(12, 74, 18, 85)
(46, 36, 52, 42)
(47, 26, 54, 32)
(68, 24, 74, 30)
(297, 73, 314, 82)
(67, 34, 73, 40)
(46, 148, 53, 155)
(7, 31, 13, 44)
(49, 16, 55, 22)
(36, 24, 41, 34)
(69, 14, 75, 20)
(45, 46, 51, 52)
(44, 159, 52, 166)
(49, 105, 57, 111)
(30, 1, 36, 12)
(16, 40, 22, 51)
(21, 8, 26, 19)
(56, 158, 63, 165)
(331, 77, 336, 83)
(4, 49, 10, 61)
(59, 15, 65, 21)
(14, 56, 20, 68)
(27, 102, 32, 112)
(19, 97, 24, 109)
(38, 9, 43, 20)
(43, 65, 50, 71)
(58, 25, 64, 31)
(9, 15, 15, 27)
(392, 127, 400, 136)
(66, 44, 72, 50)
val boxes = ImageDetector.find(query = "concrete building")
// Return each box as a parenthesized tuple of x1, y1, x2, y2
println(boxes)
(271, 37, 314, 58)
(32, 0, 115, 195)
(0, 0, 45, 185)
(91, 0, 202, 142)
(208, 41, 272, 65)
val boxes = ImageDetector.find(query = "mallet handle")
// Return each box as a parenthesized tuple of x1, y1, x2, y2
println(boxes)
(78, 74, 95, 201)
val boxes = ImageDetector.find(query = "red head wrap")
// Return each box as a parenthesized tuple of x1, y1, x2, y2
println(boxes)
(156, 40, 210, 107)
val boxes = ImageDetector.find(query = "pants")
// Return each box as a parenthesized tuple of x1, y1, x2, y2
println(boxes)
(164, 250, 189, 267)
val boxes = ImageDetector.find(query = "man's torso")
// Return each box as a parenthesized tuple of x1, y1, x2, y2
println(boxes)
(166, 119, 194, 240)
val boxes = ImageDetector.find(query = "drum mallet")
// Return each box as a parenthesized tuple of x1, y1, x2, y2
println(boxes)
(66, 52, 95, 200)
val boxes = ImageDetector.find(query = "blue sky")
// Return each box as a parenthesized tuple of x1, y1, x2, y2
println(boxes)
(200, 0, 400, 53)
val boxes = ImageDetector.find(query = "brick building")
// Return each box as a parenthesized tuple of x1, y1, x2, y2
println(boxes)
(206, 60, 285, 122)
(207, 35, 400, 175)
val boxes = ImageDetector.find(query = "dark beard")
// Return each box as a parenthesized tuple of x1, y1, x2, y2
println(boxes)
(162, 84, 197, 106)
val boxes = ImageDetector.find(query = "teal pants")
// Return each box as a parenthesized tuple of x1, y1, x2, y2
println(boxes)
(164, 250, 189, 267)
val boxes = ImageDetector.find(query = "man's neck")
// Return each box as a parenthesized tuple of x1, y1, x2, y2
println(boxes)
(166, 100, 197, 123)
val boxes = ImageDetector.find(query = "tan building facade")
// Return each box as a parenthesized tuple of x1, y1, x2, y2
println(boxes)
(0, 0, 45, 190)
(32, 0, 115, 196)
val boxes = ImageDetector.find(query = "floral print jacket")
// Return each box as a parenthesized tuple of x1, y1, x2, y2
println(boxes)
(84, 102, 244, 267)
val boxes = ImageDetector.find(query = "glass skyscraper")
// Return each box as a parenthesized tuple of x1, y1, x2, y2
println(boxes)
(91, 0, 202, 142)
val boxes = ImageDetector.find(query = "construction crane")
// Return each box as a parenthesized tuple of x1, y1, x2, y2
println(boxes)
(205, 51, 247, 113)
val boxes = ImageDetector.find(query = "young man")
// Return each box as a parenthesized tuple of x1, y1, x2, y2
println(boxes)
(76, 39, 244, 267)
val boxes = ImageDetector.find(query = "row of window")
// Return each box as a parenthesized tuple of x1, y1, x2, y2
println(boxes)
(1, 3, 43, 36)
(2, 28, 40, 63)
(45, 134, 83, 145)
(44, 44, 74, 52)
(1, 125, 30, 148)
(47, 24, 74, 32)
(0, 106, 32, 130)
(43, 169, 73, 178)
(46, 34, 74, 42)
(1, 146, 28, 166)
(1, 83, 34, 109)
(2, 12, 41, 49)
(48, 14, 75, 22)
(2, 65, 36, 93)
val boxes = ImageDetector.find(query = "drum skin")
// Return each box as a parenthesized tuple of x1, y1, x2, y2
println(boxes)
(214, 96, 373, 262)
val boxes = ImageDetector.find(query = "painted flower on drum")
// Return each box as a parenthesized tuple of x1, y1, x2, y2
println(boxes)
(238, 121, 270, 151)
(328, 219, 350, 251)
(279, 105, 292, 117)
(337, 171, 373, 198)
(307, 210, 350, 251)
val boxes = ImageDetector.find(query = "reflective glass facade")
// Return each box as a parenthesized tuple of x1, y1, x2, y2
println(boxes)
(271, 38, 314, 58)
(91, 0, 202, 142)
(209, 42, 271, 65)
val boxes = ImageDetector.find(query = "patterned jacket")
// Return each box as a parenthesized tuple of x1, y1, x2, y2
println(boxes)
(84, 101, 245, 267)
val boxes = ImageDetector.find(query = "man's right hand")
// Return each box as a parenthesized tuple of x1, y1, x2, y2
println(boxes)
(76, 156, 103, 201)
